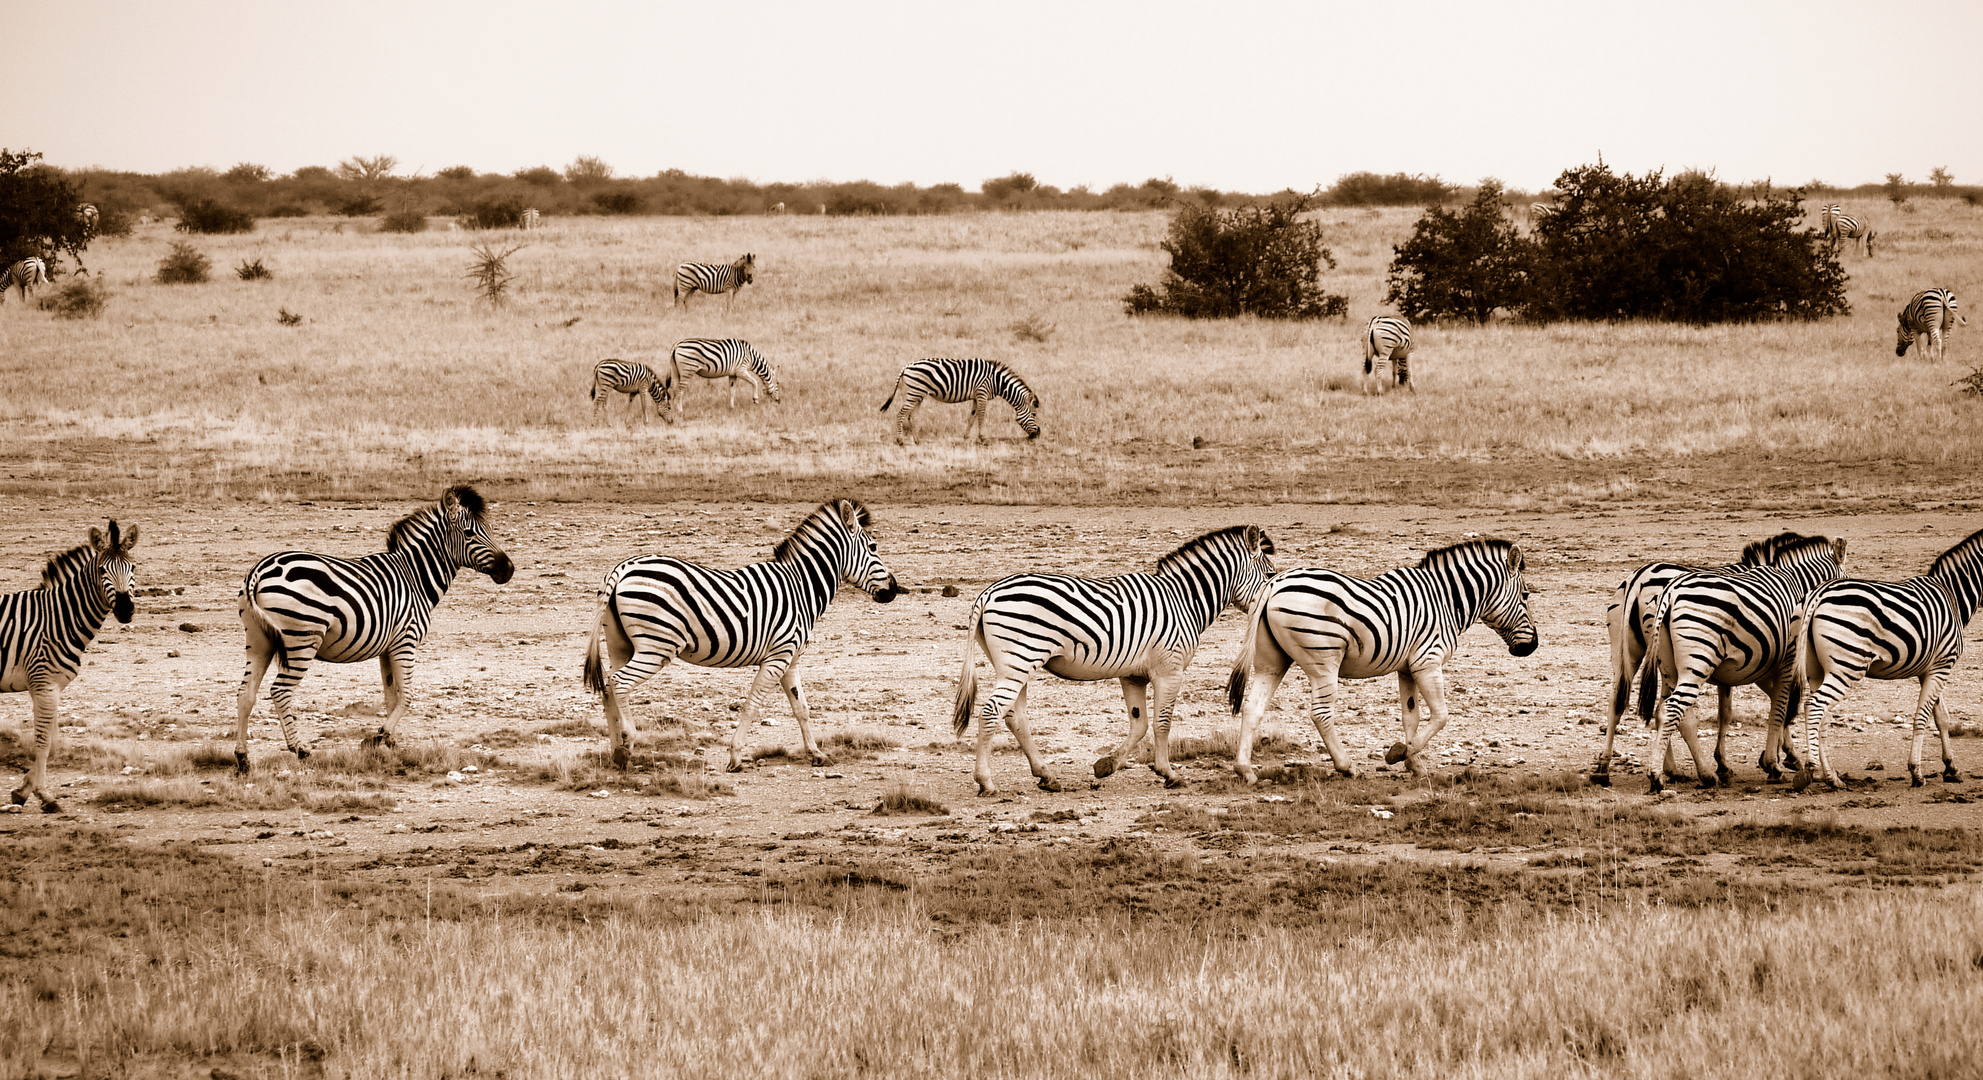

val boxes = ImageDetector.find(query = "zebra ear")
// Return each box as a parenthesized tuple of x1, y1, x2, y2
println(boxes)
(88, 526, 106, 550)
(120, 523, 140, 550)
(1506, 543, 1525, 571)
(1833, 537, 1848, 564)
(836, 498, 870, 533)
(1248, 525, 1274, 556)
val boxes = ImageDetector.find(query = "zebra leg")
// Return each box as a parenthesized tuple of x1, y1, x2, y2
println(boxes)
(13, 680, 60, 812)
(1232, 657, 1293, 785)
(1396, 668, 1453, 775)
(1712, 681, 1738, 786)
(895, 393, 924, 445)
(971, 671, 1050, 795)
(1147, 669, 1187, 788)
(235, 619, 279, 774)
(1932, 698, 1961, 782)
(1093, 676, 1150, 779)
(1298, 659, 1358, 779)
(602, 626, 671, 771)
(1792, 671, 1852, 792)
(1907, 672, 1952, 787)
(967, 389, 990, 443)
(366, 648, 416, 751)
(780, 665, 826, 767)
(1001, 683, 1061, 792)
(724, 660, 791, 772)
(265, 636, 322, 762)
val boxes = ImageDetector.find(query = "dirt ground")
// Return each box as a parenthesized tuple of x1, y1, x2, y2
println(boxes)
(5, 495, 1983, 898)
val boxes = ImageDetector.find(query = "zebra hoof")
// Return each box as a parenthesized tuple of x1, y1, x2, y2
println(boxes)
(724, 758, 744, 774)
(1911, 771, 1925, 788)
(9, 788, 25, 806)
(1783, 752, 1803, 771)
(1697, 776, 1718, 790)
(1234, 766, 1258, 785)
(1092, 756, 1118, 779)
(1161, 773, 1187, 790)
(1384, 742, 1409, 765)
(1945, 768, 1964, 783)
(1590, 772, 1612, 788)
(1648, 774, 1665, 795)
(808, 752, 830, 768)
(235, 752, 250, 775)
(41, 799, 60, 815)
(1036, 775, 1062, 793)
(976, 780, 997, 797)
(294, 748, 310, 762)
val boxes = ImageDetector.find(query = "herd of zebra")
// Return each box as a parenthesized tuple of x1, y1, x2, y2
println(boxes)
(6, 487, 1982, 813)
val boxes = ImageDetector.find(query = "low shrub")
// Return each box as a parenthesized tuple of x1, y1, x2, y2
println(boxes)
(155, 241, 211, 284)
(1125, 192, 1348, 320)
(1327, 171, 1457, 206)
(336, 193, 382, 217)
(589, 191, 642, 215)
(267, 203, 313, 218)
(235, 257, 272, 281)
(36, 277, 108, 319)
(172, 196, 255, 234)
(378, 208, 429, 233)
(460, 197, 524, 230)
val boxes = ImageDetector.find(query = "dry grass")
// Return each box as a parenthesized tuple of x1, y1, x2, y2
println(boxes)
(4, 203, 1981, 507)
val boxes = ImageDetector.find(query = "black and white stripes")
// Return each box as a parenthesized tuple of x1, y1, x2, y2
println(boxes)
(1820, 204, 1875, 256)
(673, 253, 755, 308)
(582, 499, 900, 772)
(3, 522, 139, 812)
(1362, 315, 1414, 393)
(879, 357, 1041, 444)
(664, 337, 782, 419)
(589, 358, 670, 422)
(1896, 288, 1964, 360)
(2, 257, 50, 303)
(233, 485, 514, 768)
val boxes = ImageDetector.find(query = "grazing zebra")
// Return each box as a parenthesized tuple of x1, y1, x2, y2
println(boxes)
(1820, 204, 1875, 256)
(233, 485, 515, 770)
(520, 207, 541, 230)
(879, 358, 1042, 444)
(1595, 537, 1821, 785)
(1644, 532, 1846, 793)
(3, 522, 139, 813)
(1792, 527, 1983, 791)
(673, 253, 755, 308)
(1, 257, 50, 303)
(582, 499, 900, 772)
(1895, 288, 1965, 361)
(1227, 538, 1538, 783)
(588, 358, 670, 423)
(955, 526, 1277, 796)
(76, 203, 98, 238)
(1362, 315, 1413, 393)
(663, 337, 781, 420)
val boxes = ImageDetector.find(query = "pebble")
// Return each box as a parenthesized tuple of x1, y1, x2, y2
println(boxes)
(589, 789, 610, 798)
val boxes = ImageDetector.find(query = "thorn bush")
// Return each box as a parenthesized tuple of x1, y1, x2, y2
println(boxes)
(235, 257, 272, 281)
(172, 197, 255, 234)
(155, 241, 211, 284)
(378, 208, 429, 233)
(36, 277, 108, 319)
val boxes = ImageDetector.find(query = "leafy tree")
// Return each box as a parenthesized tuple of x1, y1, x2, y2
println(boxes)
(1929, 167, 1954, 190)
(0, 148, 90, 271)
(1384, 181, 1534, 322)
(1884, 172, 1908, 205)
(564, 156, 614, 185)
(336, 155, 399, 182)
(514, 166, 561, 187)
(435, 165, 477, 181)
(982, 172, 1039, 201)
(223, 163, 272, 183)
(1124, 192, 1348, 320)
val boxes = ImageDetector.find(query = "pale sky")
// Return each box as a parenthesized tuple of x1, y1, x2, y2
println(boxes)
(11, 0, 1980, 193)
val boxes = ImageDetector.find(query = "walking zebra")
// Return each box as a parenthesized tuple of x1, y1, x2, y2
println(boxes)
(1820, 204, 1875, 256)
(879, 358, 1041, 444)
(589, 358, 670, 423)
(955, 526, 1277, 795)
(233, 485, 514, 770)
(1227, 539, 1538, 782)
(3, 522, 139, 813)
(663, 338, 781, 420)
(673, 253, 755, 308)
(1595, 536, 1818, 785)
(1644, 532, 1845, 793)
(1895, 288, 1964, 360)
(1792, 527, 1983, 791)
(1362, 315, 1414, 393)
(76, 204, 98, 239)
(2, 257, 50, 303)
(582, 499, 900, 772)
(520, 207, 541, 230)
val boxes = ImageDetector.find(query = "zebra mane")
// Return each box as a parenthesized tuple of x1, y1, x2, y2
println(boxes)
(1928, 527, 1983, 578)
(1416, 537, 1518, 570)
(1737, 531, 1831, 566)
(387, 485, 487, 552)
(1155, 525, 1271, 574)
(774, 499, 870, 561)
(38, 544, 99, 588)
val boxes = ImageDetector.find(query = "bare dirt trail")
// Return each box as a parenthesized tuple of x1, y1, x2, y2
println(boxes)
(5, 495, 1983, 899)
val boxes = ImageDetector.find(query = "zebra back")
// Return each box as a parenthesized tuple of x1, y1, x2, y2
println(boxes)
(1655, 533, 1845, 682)
(1923, 526, 1983, 626)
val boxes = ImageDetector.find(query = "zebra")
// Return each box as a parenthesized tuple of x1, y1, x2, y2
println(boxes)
(582, 498, 900, 773)
(232, 485, 514, 770)
(1362, 315, 1413, 393)
(520, 207, 541, 230)
(76, 203, 98, 239)
(673, 253, 755, 309)
(1820, 204, 1875, 256)
(3, 522, 139, 813)
(1792, 527, 1983, 791)
(1226, 538, 1538, 783)
(1895, 288, 1964, 361)
(588, 358, 670, 423)
(879, 358, 1042, 444)
(1643, 532, 1846, 793)
(662, 338, 782, 421)
(1529, 202, 1558, 222)
(954, 525, 1277, 796)
(1595, 535, 1821, 786)
(773, 202, 786, 213)
(1, 257, 50, 303)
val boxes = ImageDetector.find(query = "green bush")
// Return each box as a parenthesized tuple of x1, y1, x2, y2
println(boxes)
(1327, 172, 1456, 207)
(172, 196, 255, 234)
(1124, 193, 1348, 320)
(1384, 181, 1534, 323)
(155, 241, 211, 284)
(589, 191, 641, 215)
(378, 208, 429, 233)
(36, 276, 108, 319)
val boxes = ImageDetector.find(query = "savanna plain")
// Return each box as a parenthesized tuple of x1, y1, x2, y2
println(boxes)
(3, 202, 1983, 1079)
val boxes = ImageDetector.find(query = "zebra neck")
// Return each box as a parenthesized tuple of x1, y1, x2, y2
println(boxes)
(780, 551, 842, 617)
(1929, 561, 1983, 625)
(66, 576, 115, 638)
(390, 542, 461, 606)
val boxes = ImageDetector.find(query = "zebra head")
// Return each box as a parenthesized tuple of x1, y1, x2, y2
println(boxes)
(1897, 311, 1920, 357)
(1005, 373, 1042, 439)
(440, 484, 515, 584)
(1766, 534, 1848, 590)
(87, 520, 140, 624)
(1233, 526, 1277, 610)
(754, 351, 783, 403)
(735, 252, 756, 285)
(795, 498, 898, 604)
(1467, 540, 1539, 658)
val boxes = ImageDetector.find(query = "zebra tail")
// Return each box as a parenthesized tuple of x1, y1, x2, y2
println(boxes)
(241, 590, 290, 670)
(880, 376, 902, 414)
(1227, 602, 1265, 714)
(1635, 629, 1661, 724)
(1791, 606, 1817, 717)
(952, 609, 981, 738)
(581, 597, 611, 699)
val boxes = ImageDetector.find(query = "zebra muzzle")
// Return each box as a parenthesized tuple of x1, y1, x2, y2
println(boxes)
(872, 581, 900, 604)
(486, 555, 516, 585)
(1509, 638, 1538, 657)
(113, 593, 134, 623)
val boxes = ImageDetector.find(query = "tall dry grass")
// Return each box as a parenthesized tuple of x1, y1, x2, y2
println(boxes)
(1, 203, 1980, 504)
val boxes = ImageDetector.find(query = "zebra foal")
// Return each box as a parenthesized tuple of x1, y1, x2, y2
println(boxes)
(663, 338, 782, 420)
(1644, 532, 1845, 793)
(583, 499, 900, 773)
(234, 485, 514, 769)
(954, 525, 1277, 795)
(2, 257, 50, 303)
(879, 358, 1041, 444)
(1793, 527, 1983, 790)
(1227, 539, 1538, 782)
(1362, 315, 1413, 393)
(1895, 288, 1964, 361)
(3, 522, 139, 812)
(673, 253, 755, 309)
(589, 358, 670, 423)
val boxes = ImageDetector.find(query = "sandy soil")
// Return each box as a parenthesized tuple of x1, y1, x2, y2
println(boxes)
(5, 495, 1983, 896)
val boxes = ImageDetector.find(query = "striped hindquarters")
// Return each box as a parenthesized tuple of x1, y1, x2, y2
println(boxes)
(3, 257, 50, 300)
(1897, 289, 1961, 357)
(1655, 537, 1844, 692)
(1363, 315, 1413, 386)
(520, 208, 540, 229)
(884, 358, 1041, 436)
